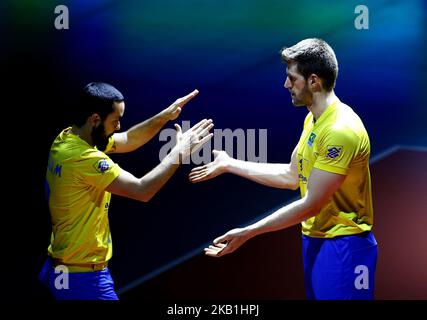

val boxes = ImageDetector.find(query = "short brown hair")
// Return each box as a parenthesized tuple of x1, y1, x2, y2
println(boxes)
(281, 38, 338, 91)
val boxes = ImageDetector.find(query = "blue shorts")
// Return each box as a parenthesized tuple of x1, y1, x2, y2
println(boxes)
(38, 257, 119, 300)
(302, 231, 378, 300)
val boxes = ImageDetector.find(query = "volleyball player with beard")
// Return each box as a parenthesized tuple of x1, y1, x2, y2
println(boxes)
(40, 82, 213, 300)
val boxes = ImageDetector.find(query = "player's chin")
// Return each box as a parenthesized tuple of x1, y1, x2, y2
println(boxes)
(291, 98, 305, 107)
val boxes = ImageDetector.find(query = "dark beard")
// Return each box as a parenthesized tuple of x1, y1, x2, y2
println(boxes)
(91, 123, 111, 152)
(292, 86, 312, 107)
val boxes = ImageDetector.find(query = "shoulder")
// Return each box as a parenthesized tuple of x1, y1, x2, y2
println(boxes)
(303, 112, 313, 130)
(320, 103, 370, 153)
(76, 149, 118, 178)
(80, 148, 114, 163)
(327, 103, 365, 135)
(336, 102, 365, 129)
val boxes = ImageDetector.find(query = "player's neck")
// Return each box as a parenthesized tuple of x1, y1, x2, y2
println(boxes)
(70, 125, 94, 146)
(308, 90, 338, 121)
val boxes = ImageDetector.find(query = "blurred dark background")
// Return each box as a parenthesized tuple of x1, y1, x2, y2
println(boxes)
(4, 0, 426, 300)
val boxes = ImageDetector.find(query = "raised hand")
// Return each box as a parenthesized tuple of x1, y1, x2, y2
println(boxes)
(175, 119, 214, 161)
(189, 150, 231, 183)
(161, 89, 199, 121)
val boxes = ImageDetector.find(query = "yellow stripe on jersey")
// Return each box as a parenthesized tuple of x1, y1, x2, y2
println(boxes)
(46, 128, 120, 265)
(297, 101, 373, 238)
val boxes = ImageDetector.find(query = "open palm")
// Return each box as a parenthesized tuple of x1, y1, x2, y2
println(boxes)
(189, 150, 231, 183)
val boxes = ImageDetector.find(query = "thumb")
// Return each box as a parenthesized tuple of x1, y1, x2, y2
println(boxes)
(213, 234, 229, 245)
(212, 149, 220, 158)
(174, 124, 182, 140)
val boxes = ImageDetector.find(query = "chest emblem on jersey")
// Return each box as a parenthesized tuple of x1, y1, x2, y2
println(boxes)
(326, 146, 343, 159)
(94, 159, 110, 173)
(307, 132, 317, 147)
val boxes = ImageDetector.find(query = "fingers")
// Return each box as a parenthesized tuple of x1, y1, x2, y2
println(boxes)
(191, 118, 212, 132)
(186, 89, 199, 99)
(175, 119, 213, 144)
(174, 123, 182, 133)
(188, 120, 214, 155)
(189, 170, 209, 183)
(189, 165, 208, 182)
(198, 132, 213, 145)
(204, 242, 228, 257)
(190, 164, 207, 173)
(204, 248, 219, 257)
(175, 118, 213, 136)
(190, 133, 213, 155)
(195, 122, 214, 138)
(214, 234, 230, 245)
(204, 231, 237, 257)
(177, 89, 199, 107)
(174, 123, 182, 141)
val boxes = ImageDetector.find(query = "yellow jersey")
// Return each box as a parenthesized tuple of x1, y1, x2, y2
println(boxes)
(45, 128, 120, 265)
(297, 101, 373, 238)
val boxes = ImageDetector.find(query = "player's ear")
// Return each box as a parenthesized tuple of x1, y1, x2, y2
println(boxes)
(308, 74, 322, 92)
(87, 113, 101, 127)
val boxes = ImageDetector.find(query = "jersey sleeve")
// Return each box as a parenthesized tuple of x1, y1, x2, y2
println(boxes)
(314, 128, 359, 175)
(77, 150, 121, 189)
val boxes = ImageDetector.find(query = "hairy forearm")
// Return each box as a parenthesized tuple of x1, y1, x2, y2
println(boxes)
(227, 158, 299, 189)
(137, 147, 181, 201)
(245, 197, 318, 238)
(125, 112, 169, 151)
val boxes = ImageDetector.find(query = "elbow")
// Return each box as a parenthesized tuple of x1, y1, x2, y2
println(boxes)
(137, 188, 155, 202)
(285, 178, 299, 190)
(280, 171, 299, 190)
(137, 180, 156, 202)
(281, 182, 299, 190)
(305, 206, 321, 219)
(290, 182, 299, 191)
(139, 193, 154, 203)
(302, 199, 325, 220)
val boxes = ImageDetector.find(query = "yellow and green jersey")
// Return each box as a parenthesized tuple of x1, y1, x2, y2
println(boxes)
(45, 128, 120, 265)
(297, 101, 373, 238)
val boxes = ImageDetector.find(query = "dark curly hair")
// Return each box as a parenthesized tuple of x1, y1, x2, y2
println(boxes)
(73, 82, 124, 127)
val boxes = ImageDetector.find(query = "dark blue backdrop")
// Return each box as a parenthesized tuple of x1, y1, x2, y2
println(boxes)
(6, 0, 426, 295)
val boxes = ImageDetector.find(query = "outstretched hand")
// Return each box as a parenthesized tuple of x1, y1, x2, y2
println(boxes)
(162, 89, 199, 121)
(189, 150, 231, 183)
(204, 227, 251, 257)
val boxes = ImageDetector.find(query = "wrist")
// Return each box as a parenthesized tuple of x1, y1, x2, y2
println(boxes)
(242, 225, 259, 239)
(157, 110, 171, 123)
(168, 146, 183, 165)
(245, 223, 265, 239)
(226, 157, 239, 174)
